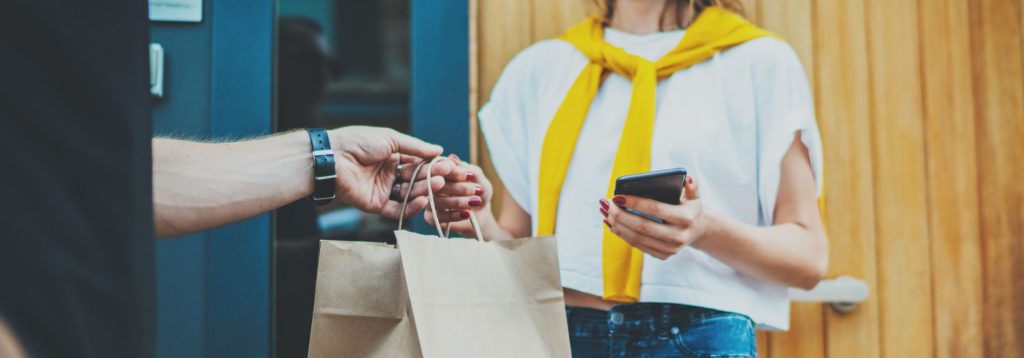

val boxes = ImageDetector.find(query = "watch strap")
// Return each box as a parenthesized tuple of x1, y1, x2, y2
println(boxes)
(307, 128, 337, 206)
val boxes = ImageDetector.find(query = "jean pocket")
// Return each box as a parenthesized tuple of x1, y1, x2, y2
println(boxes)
(671, 314, 756, 357)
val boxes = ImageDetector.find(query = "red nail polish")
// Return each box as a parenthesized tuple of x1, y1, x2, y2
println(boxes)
(686, 177, 693, 184)
(467, 172, 477, 181)
(600, 207, 608, 217)
(612, 196, 626, 206)
(460, 210, 471, 219)
(469, 198, 483, 207)
(475, 186, 484, 196)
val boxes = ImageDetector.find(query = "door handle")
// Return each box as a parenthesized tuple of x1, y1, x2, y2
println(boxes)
(788, 276, 869, 313)
(150, 43, 164, 99)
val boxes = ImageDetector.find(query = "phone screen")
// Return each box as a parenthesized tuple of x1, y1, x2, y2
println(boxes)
(614, 168, 687, 222)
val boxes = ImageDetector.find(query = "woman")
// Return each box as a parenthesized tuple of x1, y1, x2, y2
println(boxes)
(432, 0, 827, 356)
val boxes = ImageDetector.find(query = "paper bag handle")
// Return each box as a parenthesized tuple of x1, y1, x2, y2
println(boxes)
(396, 160, 428, 231)
(396, 157, 485, 241)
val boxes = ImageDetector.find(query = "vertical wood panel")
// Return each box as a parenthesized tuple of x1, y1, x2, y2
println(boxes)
(918, 0, 985, 357)
(739, 0, 760, 24)
(756, 332, 769, 358)
(969, 0, 1024, 356)
(812, 1, 881, 357)
(476, 0, 534, 216)
(864, 0, 934, 357)
(760, 1, 823, 357)
(530, 0, 586, 41)
(769, 303, 824, 358)
(478, 0, 533, 104)
(758, 0, 815, 87)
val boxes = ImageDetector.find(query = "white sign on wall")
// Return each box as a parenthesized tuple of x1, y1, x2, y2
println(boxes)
(149, 0, 203, 23)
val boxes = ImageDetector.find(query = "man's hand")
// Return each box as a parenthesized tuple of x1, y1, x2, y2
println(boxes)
(331, 126, 449, 218)
(153, 126, 459, 238)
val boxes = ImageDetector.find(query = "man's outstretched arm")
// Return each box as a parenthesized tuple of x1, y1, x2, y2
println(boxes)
(153, 126, 461, 238)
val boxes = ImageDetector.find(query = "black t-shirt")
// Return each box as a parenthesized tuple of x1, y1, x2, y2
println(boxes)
(0, 1, 154, 357)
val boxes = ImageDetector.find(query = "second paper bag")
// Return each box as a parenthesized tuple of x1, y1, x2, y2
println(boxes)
(395, 231, 569, 357)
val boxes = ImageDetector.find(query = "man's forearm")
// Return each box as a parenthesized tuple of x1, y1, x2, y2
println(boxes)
(153, 131, 313, 238)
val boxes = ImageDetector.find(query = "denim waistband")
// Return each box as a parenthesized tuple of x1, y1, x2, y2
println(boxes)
(565, 303, 752, 337)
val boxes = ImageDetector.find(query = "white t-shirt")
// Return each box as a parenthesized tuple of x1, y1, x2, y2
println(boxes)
(478, 27, 823, 330)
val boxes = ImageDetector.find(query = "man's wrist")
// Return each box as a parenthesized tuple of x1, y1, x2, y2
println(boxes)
(306, 128, 338, 205)
(326, 128, 352, 192)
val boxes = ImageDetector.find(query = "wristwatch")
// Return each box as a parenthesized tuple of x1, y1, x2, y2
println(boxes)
(307, 128, 337, 206)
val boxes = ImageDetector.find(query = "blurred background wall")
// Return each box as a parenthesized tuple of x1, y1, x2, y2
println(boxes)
(469, 0, 1024, 357)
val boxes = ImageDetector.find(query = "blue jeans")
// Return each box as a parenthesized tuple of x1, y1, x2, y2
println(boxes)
(565, 303, 757, 358)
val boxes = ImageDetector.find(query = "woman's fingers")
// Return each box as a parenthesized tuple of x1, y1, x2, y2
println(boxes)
(604, 204, 678, 259)
(613, 195, 693, 227)
(423, 208, 471, 224)
(395, 155, 489, 184)
(394, 176, 445, 201)
(397, 157, 461, 182)
(422, 210, 479, 238)
(606, 219, 674, 260)
(431, 195, 485, 210)
(633, 242, 670, 261)
(437, 181, 484, 197)
(604, 200, 686, 246)
(682, 176, 700, 201)
(443, 165, 473, 181)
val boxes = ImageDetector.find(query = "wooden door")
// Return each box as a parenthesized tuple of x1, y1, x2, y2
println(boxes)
(469, 0, 1024, 356)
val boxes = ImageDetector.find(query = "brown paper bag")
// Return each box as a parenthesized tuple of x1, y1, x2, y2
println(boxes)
(394, 157, 570, 357)
(308, 157, 569, 358)
(395, 232, 569, 357)
(307, 240, 421, 358)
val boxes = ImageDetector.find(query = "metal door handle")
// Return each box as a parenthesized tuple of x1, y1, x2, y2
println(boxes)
(150, 43, 164, 99)
(788, 276, 869, 313)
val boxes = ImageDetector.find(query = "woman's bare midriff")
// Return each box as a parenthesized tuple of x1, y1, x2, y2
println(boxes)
(563, 288, 621, 311)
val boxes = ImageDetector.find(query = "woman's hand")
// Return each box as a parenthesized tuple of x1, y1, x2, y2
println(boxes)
(423, 154, 495, 237)
(600, 176, 712, 260)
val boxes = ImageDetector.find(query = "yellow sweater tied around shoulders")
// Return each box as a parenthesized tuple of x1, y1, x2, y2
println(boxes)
(537, 7, 779, 302)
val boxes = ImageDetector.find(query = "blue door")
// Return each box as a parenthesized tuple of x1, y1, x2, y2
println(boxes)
(150, 0, 274, 357)
(151, 0, 468, 355)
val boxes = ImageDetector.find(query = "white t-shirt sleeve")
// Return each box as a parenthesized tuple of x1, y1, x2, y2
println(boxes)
(752, 40, 824, 225)
(477, 50, 536, 215)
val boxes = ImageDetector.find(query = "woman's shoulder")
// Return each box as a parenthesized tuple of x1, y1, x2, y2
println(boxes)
(516, 39, 581, 61)
(500, 39, 585, 78)
(721, 37, 805, 74)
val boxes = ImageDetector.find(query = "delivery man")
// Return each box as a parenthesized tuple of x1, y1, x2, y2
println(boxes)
(0, 1, 465, 356)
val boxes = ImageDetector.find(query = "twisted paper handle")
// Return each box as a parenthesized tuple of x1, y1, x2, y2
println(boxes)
(396, 157, 484, 241)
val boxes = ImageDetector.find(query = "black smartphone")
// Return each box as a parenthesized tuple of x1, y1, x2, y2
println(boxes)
(613, 168, 687, 223)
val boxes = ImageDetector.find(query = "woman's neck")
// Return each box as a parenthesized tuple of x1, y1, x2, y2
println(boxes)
(609, 0, 682, 35)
